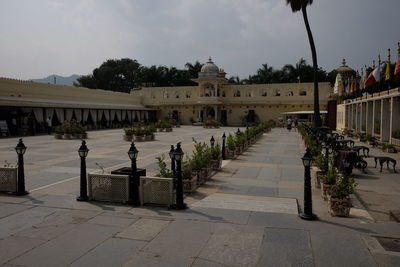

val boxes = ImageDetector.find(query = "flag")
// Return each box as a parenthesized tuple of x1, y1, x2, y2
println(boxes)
(385, 62, 391, 81)
(395, 57, 400, 76)
(365, 65, 381, 87)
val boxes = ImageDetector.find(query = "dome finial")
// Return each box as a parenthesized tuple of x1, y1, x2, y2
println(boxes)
(397, 42, 400, 54)
(208, 56, 212, 63)
(342, 58, 346, 66)
(387, 48, 391, 62)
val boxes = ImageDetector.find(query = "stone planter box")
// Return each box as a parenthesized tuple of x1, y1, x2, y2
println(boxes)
(140, 176, 174, 206)
(211, 159, 222, 170)
(135, 135, 145, 142)
(328, 196, 351, 217)
(315, 170, 325, 189)
(54, 133, 63, 139)
(225, 149, 235, 159)
(165, 128, 173, 132)
(145, 135, 152, 141)
(0, 167, 17, 194)
(123, 135, 133, 142)
(88, 173, 130, 203)
(64, 133, 72, 139)
(183, 176, 198, 193)
(321, 182, 331, 201)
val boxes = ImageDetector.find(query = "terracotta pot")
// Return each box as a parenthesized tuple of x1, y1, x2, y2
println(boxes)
(183, 176, 198, 193)
(321, 182, 331, 201)
(329, 196, 351, 217)
(226, 149, 235, 159)
(211, 159, 222, 170)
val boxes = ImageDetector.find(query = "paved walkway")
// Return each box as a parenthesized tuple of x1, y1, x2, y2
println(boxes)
(0, 127, 399, 266)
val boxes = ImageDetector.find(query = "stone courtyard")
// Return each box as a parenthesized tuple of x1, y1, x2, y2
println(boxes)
(0, 126, 399, 266)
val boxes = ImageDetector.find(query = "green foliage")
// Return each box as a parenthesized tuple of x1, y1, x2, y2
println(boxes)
(323, 166, 338, 185)
(182, 158, 193, 179)
(54, 121, 86, 135)
(393, 129, 400, 139)
(124, 128, 133, 136)
(204, 120, 219, 127)
(314, 154, 328, 172)
(227, 134, 235, 151)
(211, 143, 221, 160)
(330, 173, 356, 199)
(155, 154, 174, 178)
(191, 138, 211, 170)
(134, 127, 144, 136)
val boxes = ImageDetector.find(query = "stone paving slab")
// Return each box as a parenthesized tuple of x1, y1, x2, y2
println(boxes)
(0, 235, 47, 265)
(69, 238, 147, 267)
(123, 251, 194, 267)
(142, 220, 216, 259)
(191, 193, 298, 214)
(199, 223, 264, 267)
(9, 223, 121, 267)
(0, 206, 56, 239)
(257, 228, 314, 267)
(116, 218, 171, 241)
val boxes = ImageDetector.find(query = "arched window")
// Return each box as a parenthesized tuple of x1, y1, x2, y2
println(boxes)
(287, 90, 293, 96)
(163, 91, 169, 98)
(222, 91, 226, 97)
(234, 90, 241, 97)
(186, 91, 191, 98)
(275, 89, 280, 96)
(299, 90, 307, 96)
(247, 91, 253, 97)
(261, 90, 267, 96)
(175, 91, 180, 98)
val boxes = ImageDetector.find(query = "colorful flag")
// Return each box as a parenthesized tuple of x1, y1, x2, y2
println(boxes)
(395, 57, 400, 76)
(365, 65, 381, 87)
(385, 62, 391, 81)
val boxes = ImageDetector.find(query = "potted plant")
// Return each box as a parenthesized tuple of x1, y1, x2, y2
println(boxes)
(80, 126, 88, 139)
(147, 124, 156, 140)
(182, 158, 197, 193)
(164, 122, 173, 132)
(155, 154, 174, 178)
(210, 143, 222, 170)
(313, 153, 327, 189)
(226, 134, 236, 159)
(54, 125, 64, 139)
(64, 127, 72, 139)
(134, 127, 145, 142)
(382, 144, 397, 153)
(123, 128, 133, 142)
(321, 166, 337, 201)
(329, 173, 356, 217)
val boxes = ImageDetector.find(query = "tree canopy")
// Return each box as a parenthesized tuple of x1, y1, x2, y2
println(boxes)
(75, 57, 336, 93)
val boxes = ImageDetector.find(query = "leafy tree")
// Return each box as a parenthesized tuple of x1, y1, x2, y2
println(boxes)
(286, 0, 322, 127)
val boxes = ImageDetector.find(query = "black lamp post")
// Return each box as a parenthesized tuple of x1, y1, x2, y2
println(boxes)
(222, 133, 226, 160)
(236, 128, 241, 136)
(172, 142, 187, 210)
(299, 148, 317, 220)
(210, 136, 215, 148)
(169, 145, 176, 176)
(127, 142, 140, 206)
(77, 140, 89, 201)
(15, 139, 28, 196)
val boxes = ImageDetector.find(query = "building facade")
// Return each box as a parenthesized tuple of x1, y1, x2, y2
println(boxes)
(134, 58, 332, 126)
(0, 58, 332, 136)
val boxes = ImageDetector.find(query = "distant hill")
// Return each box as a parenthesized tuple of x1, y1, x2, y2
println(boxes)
(31, 74, 81, 86)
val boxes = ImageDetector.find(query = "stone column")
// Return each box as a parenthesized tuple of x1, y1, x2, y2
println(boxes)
(390, 96, 400, 143)
(381, 98, 391, 142)
(373, 100, 381, 136)
(366, 101, 373, 135)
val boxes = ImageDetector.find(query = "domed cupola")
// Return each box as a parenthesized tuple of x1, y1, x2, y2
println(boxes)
(199, 57, 220, 78)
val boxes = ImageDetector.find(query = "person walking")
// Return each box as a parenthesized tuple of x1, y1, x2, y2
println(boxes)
(46, 116, 52, 135)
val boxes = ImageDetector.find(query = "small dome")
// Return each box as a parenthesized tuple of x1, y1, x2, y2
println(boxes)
(336, 59, 356, 75)
(200, 57, 219, 73)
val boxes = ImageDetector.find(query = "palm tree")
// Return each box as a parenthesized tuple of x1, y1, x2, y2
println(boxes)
(286, 0, 322, 127)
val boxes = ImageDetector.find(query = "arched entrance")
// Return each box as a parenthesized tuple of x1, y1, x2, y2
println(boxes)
(205, 106, 216, 120)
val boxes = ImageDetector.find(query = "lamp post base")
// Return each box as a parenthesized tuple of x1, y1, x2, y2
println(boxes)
(76, 196, 88, 202)
(299, 213, 317, 221)
(15, 191, 29, 196)
(169, 203, 187, 210)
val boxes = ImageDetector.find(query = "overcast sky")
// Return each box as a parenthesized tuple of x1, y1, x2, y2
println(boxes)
(0, 0, 399, 80)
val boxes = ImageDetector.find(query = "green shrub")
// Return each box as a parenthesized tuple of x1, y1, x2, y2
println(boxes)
(155, 154, 174, 178)
(330, 173, 356, 199)
(227, 134, 235, 151)
(124, 128, 133, 136)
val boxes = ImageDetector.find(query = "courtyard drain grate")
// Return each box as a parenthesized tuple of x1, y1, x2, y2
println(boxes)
(376, 236, 400, 252)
